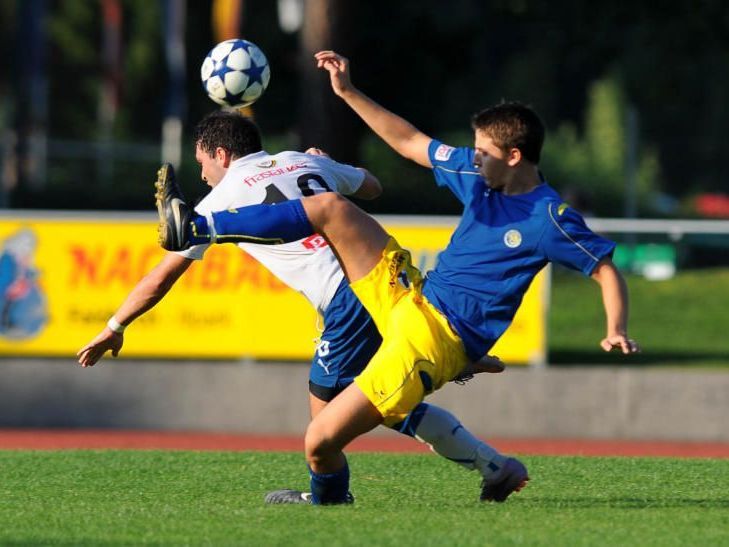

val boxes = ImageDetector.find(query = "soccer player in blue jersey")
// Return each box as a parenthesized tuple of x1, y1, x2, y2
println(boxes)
(78, 110, 510, 506)
(156, 51, 640, 505)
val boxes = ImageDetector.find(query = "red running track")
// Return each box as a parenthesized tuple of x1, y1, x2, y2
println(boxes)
(1, 429, 729, 458)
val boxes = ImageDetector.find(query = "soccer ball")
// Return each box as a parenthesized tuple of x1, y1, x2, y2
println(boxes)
(200, 39, 270, 108)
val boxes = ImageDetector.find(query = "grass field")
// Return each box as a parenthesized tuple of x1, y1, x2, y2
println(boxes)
(549, 267, 729, 367)
(2, 450, 728, 546)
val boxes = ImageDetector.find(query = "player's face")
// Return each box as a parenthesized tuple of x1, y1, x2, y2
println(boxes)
(473, 131, 509, 191)
(195, 144, 228, 188)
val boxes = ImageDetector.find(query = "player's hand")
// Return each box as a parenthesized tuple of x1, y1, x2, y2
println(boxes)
(600, 333, 640, 354)
(453, 355, 505, 384)
(76, 328, 124, 367)
(314, 51, 354, 97)
(305, 147, 330, 158)
(466, 354, 506, 374)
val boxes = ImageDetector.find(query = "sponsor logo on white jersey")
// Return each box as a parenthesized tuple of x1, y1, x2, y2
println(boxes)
(242, 162, 308, 187)
(302, 234, 328, 250)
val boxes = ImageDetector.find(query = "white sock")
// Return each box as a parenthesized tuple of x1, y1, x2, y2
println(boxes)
(412, 403, 506, 478)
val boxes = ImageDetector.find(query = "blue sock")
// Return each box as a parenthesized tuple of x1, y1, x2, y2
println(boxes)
(189, 215, 212, 245)
(210, 200, 314, 245)
(390, 403, 430, 438)
(309, 461, 350, 505)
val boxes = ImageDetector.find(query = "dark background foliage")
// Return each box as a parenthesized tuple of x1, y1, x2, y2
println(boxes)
(1, 0, 728, 215)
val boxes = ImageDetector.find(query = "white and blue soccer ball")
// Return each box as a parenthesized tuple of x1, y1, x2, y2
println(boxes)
(200, 39, 270, 108)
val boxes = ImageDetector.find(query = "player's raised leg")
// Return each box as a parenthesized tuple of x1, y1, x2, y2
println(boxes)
(298, 193, 390, 283)
(209, 193, 389, 283)
(156, 171, 389, 284)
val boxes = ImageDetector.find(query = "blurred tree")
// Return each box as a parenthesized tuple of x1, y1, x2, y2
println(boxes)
(297, 0, 361, 164)
(616, 0, 729, 196)
(0, 2, 17, 207)
(540, 73, 660, 217)
(45, 1, 165, 140)
(1, 0, 726, 213)
(46, 2, 105, 139)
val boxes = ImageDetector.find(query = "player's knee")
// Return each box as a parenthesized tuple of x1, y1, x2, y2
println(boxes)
(304, 423, 337, 466)
(304, 192, 352, 227)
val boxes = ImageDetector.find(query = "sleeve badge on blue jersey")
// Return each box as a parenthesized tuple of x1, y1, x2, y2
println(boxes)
(557, 202, 569, 215)
(434, 144, 455, 161)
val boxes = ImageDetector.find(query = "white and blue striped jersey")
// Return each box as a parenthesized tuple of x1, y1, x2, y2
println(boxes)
(422, 139, 616, 362)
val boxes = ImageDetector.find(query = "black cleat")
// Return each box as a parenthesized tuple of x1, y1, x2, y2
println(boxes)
(451, 372, 474, 385)
(480, 457, 529, 502)
(264, 489, 355, 505)
(154, 163, 192, 251)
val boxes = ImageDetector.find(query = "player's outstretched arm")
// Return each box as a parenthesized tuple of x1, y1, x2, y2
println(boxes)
(315, 50, 433, 168)
(590, 258, 640, 354)
(76, 253, 192, 367)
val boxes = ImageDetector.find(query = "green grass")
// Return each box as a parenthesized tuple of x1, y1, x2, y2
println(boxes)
(2, 450, 728, 546)
(549, 267, 729, 367)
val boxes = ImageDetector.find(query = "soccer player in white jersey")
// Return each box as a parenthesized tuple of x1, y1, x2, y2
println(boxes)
(157, 54, 641, 505)
(77, 110, 514, 505)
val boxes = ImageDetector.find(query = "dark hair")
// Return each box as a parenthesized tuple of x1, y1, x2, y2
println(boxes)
(193, 110, 263, 158)
(471, 101, 545, 164)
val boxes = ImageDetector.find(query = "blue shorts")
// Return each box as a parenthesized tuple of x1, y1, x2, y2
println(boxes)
(309, 278, 382, 402)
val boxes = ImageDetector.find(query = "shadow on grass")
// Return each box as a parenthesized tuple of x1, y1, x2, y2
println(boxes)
(548, 350, 729, 367)
(527, 497, 729, 509)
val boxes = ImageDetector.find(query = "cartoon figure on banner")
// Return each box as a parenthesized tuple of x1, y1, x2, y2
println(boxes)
(0, 229, 48, 338)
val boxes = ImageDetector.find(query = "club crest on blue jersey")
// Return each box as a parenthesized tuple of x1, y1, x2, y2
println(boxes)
(503, 229, 522, 248)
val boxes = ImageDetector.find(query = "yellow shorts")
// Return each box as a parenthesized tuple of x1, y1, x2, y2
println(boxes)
(351, 237, 469, 427)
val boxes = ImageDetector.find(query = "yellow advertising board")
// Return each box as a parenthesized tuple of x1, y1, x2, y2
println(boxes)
(0, 213, 547, 364)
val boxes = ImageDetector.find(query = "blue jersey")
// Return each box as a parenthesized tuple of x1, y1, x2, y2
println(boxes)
(422, 140, 616, 362)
